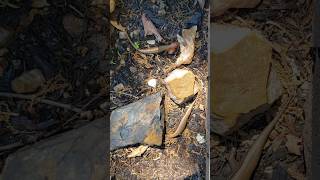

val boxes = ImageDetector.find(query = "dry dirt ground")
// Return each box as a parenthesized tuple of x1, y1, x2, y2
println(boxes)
(0, 0, 108, 173)
(110, 0, 208, 179)
(211, 0, 312, 179)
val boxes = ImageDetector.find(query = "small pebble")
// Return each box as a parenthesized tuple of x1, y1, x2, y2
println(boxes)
(147, 40, 156, 45)
(196, 134, 205, 144)
(147, 79, 157, 88)
(199, 104, 205, 111)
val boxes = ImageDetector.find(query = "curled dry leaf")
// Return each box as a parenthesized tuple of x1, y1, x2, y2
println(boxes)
(141, 13, 163, 42)
(212, 0, 261, 16)
(175, 26, 197, 67)
(110, 20, 126, 32)
(127, 145, 149, 158)
(110, 0, 115, 13)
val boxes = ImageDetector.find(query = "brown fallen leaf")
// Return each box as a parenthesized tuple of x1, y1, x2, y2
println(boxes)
(138, 42, 179, 54)
(285, 134, 302, 155)
(127, 145, 149, 158)
(110, 0, 115, 13)
(141, 13, 163, 42)
(110, 20, 126, 32)
(175, 26, 197, 67)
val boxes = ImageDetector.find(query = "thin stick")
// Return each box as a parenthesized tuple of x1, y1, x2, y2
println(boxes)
(231, 96, 293, 180)
(168, 99, 196, 138)
(0, 92, 81, 113)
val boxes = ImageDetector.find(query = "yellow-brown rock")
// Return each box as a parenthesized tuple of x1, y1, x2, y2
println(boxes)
(165, 69, 198, 104)
(210, 23, 282, 135)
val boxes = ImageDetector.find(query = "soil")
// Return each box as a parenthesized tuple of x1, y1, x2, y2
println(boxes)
(211, 0, 312, 179)
(0, 0, 108, 173)
(110, 0, 208, 179)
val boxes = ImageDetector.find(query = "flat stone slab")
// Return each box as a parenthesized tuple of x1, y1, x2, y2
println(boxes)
(210, 23, 282, 135)
(110, 92, 164, 151)
(1, 118, 106, 180)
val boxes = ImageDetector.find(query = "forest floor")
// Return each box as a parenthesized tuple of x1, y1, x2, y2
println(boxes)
(110, 0, 208, 179)
(0, 0, 108, 173)
(211, 0, 313, 179)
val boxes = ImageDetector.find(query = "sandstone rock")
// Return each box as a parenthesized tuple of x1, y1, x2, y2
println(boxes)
(1, 118, 106, 180)
(11, 69, 45, 93)
(0, 27, 12, 48)
(63, 14, 87, 37)
(211, 0, 261, 16)
(210, 23, 282, 135)
(110, 92, 164, 151)
(164, 69, 198, 104)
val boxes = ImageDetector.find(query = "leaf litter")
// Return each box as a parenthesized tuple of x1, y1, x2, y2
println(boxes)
(110, 0, 208, 179)
(211, 0, 312, 179)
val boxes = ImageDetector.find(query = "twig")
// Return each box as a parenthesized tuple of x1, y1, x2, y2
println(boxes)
(63, 93, 102, 126)
(0, 92, 81, 113)
(68, 4, 85, 18)
(168, 98, 196, 138)
(110, 91, 139, 99)
(231, 96, 293, 180)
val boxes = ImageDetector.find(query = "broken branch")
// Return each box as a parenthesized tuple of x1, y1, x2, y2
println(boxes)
(0, 92, 82, 113)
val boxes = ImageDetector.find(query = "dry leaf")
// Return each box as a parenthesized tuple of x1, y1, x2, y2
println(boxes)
(110, 0, 115, 13)
(110, 20, 126, 32)
(285, 134, 302, 155)
(175, 26, 197, 66)
(127, 145, 148, 158)
(141, 13, 163, 42)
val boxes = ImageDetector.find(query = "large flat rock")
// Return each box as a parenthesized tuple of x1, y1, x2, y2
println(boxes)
(210, 23, 282, 135)
(110, 92, 164, 151)
(1, 118, 107, 180)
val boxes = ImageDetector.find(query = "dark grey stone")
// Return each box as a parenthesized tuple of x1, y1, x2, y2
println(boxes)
(110, 92, 164, 151)
(1, 118, 106, 180)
